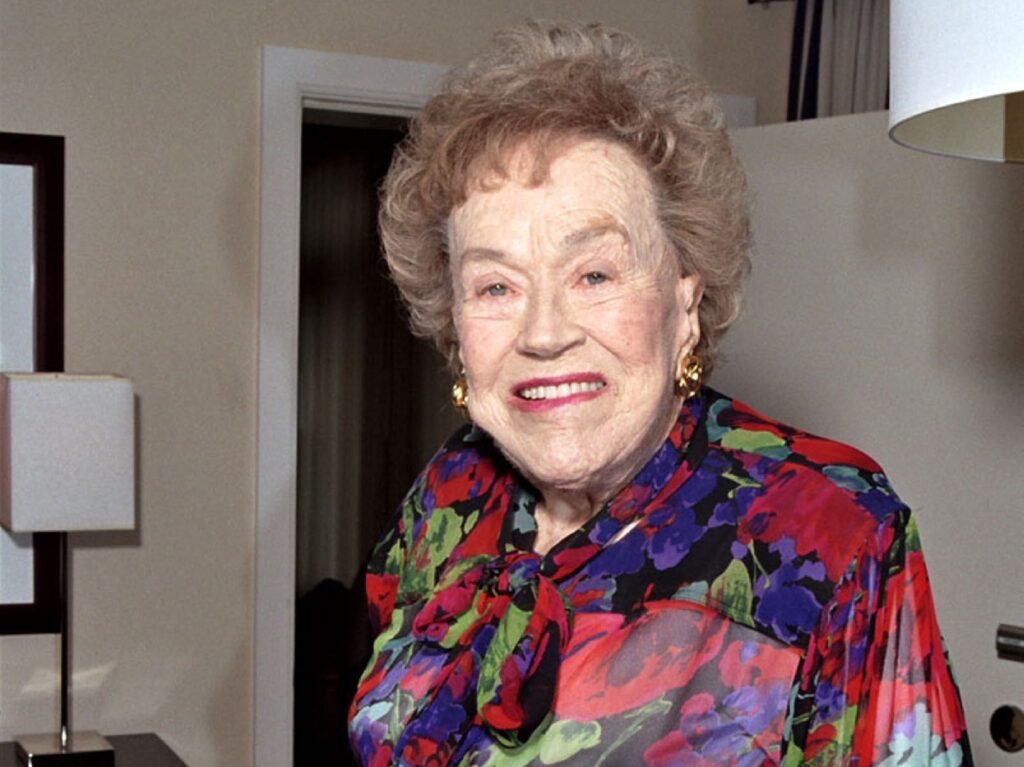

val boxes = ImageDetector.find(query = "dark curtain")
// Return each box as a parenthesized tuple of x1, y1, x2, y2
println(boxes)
(788, 0, 889, 121)
(295, 118, 415, 766)
(789, 0, 825, 120)
(294, 114, 464, 766)
(296, 119, 419, 595)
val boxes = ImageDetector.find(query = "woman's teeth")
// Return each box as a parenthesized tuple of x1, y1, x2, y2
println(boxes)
(519, 381, 605, 400)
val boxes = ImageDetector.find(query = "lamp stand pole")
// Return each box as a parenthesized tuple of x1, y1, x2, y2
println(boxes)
(14, 532, 115, 766)
(59, 530, 70, 752)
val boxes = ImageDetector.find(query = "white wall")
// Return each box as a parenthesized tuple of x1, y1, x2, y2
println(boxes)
(722, 111, 1024, 765)
(0, 2, 793, 765)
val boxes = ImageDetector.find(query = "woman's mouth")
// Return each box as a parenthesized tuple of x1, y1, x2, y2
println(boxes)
(519, 380, 605, 400)
(511, 375, 607, 411)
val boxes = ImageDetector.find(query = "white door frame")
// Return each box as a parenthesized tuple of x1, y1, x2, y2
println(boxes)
(256, 46, 447, 767)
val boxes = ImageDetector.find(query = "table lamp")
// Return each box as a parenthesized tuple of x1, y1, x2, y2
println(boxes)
(0, 373, 135, 766)
(889, 1, 1024, 162)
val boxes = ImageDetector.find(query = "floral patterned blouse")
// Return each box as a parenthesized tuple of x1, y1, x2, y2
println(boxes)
(349, 389, 972, 766)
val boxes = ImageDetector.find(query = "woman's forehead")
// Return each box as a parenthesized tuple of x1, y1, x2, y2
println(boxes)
(452, 140, 659, 241)
(467, 138, 653, 198)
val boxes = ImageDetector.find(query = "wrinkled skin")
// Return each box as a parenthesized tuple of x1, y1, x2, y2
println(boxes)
(449, 139, 702, 552)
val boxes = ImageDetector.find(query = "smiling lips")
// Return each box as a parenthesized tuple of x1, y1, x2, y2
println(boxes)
(511, 374, 607, 412)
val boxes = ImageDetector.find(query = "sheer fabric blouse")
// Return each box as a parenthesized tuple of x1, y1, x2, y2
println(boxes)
(349, 389, 971, 766)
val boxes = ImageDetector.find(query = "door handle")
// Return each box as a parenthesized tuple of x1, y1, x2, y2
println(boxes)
(992, 625, 1024, 752)
(996, 624, 1024, 663)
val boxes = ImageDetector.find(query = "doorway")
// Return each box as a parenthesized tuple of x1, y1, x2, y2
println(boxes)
(256, 46, 449, 767)
(292, 110, 459, 764)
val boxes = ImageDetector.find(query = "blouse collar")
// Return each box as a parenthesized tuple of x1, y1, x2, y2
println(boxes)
(488, 390, 709, 581)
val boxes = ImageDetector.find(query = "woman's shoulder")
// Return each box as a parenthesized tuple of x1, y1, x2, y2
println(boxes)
(703, 388, 885, 477)
(658, 389, 914, 645)
(374, 424, 510, 589)
(700, 388, 909, 569)
(416, 423, 511, 514)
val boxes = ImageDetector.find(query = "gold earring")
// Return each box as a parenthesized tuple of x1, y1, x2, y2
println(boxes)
(674, 353, 703, 400)
(451, 370, 470, 416)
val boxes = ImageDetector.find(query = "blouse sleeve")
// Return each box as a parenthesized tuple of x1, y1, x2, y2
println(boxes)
(785, 507, 972, 766)
(363, 473, 424, 638)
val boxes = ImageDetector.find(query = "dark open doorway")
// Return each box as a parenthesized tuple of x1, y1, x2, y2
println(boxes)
(293, 109, 460, 765)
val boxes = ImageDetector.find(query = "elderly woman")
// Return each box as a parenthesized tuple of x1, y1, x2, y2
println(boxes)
(349, 21, 971, 767)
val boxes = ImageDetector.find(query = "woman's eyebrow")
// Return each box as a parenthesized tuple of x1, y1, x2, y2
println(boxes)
(455, 224, 627, 265)
(561, 221, 628, 250)
(456, 246, 509, 265)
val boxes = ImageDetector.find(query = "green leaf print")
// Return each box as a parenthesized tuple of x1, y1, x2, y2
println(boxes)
(404, 505, 477, 597)
(538, 720, 602, 764)
(592, 698, 673, 767)
(480, 718, 600, 766)
(478, 603, 531, 701)
(709, 558, 754, 623)
(720, 428, 791, 459)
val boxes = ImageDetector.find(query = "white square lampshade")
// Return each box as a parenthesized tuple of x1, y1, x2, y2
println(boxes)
(0, 373, 135, 532)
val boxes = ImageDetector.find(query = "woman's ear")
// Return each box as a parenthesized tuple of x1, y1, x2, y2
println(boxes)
(675, 273, 703, 352)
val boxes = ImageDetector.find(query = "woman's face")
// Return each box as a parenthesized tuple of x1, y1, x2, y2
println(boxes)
(449, 139, 702, 500)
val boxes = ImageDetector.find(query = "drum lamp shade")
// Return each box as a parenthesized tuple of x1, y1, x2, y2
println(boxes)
(890, 1, 1024, 162)
(0, 373, 135, 533)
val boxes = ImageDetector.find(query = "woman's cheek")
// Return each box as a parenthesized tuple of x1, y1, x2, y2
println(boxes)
(460, 320, 518, 386)
(577, 301, 651, 356)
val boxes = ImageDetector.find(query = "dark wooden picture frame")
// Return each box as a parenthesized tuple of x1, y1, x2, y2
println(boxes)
(0, 131, 64, 635)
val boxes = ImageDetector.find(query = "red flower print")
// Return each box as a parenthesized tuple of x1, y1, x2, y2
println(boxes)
(555, 603, 729, 720)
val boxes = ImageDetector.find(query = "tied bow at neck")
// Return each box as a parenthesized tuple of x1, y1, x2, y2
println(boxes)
(410, 551, 571, 749)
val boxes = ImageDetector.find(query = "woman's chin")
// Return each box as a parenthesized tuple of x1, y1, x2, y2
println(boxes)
(500, 439, 631, 499)
(479, 404, 672, 500)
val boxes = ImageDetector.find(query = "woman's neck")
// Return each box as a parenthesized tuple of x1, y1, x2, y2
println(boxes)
(529, 403, 686, 555)
(532, 488, 604, 555)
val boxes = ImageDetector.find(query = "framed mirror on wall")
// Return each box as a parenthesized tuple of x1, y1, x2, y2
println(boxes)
(0, 131, 65, 635)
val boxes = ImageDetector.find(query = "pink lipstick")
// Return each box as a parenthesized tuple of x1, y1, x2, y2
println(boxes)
(510, 373, 607, 412)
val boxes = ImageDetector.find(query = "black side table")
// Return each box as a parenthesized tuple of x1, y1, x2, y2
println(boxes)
(0, 734, 185, 766)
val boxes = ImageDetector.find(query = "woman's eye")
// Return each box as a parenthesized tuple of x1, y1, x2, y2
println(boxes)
(583, 271, 608, 286)
(484, 283, 508, 297)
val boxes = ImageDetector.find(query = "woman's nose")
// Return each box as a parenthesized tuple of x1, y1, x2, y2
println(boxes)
(515, 286, 585, 358)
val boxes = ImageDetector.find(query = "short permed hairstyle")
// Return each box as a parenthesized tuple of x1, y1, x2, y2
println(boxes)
(380, 20, 751, 375)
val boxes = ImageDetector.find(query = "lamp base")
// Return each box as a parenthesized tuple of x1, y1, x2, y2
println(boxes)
(15, 732, 114, 766)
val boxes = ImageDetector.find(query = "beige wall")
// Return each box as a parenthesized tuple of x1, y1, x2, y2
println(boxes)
(0, 2, 792, 765)
(723, 112, 1024, 766)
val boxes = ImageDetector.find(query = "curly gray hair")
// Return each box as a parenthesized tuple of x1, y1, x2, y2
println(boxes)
(380, 20, 751, 375)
